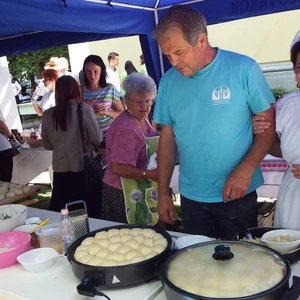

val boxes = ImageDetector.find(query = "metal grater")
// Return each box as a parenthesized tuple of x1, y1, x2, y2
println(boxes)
(65, 200, 90, 240)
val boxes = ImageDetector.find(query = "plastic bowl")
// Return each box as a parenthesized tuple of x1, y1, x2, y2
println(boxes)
(174, 235, 213, 250)
(12, 224, 37, 233)
(261, 229, 300, 253)
(0, 231, 31, 268)
(17, 247, 60, 272)
(0, 204, 28, 232)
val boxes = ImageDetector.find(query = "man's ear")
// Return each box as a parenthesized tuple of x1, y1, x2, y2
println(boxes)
(197, 32, 207, 49)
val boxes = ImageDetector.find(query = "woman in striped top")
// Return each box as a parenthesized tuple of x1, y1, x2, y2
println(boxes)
(81, 55, 124, 158)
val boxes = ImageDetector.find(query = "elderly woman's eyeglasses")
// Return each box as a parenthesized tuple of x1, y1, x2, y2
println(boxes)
(127, 97, 154, 106)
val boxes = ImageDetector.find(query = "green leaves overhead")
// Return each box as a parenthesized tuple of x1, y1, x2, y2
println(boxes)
(7, 45, 69, 87)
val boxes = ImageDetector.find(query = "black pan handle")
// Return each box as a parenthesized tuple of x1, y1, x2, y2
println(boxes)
(282, 276, 300, 300)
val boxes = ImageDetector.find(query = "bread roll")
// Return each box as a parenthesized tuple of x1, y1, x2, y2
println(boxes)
(88, 244, 101, 256)
(121, 234, 133, 244)
(6, 191, 15, 198)
(95, 231, 108, 239)
(81, 237, 95, 246)
(108, 228, 120, 238)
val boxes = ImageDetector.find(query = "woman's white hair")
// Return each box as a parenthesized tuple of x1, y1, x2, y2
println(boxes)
(124, 73, 157, 99)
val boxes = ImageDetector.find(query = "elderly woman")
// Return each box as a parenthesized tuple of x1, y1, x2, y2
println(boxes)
(42, 76, 102, 213)
(253, 35, 300, 230)
(101, 73, 160, 225)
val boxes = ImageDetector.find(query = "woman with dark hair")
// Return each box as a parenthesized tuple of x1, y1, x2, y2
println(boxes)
(253, 35, 300, 230)
(42, 75, 102, 212)
(120, 60, 138, 97)
(82, 55, 123, 158)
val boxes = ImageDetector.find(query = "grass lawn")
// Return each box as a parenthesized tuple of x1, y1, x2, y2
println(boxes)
(14, 184, 51, 210)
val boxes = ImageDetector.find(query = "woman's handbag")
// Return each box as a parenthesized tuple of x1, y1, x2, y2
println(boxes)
(1, 133, 22, 157)
(77, 103, 104, 189)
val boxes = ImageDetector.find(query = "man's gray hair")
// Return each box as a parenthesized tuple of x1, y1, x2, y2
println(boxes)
(124, 73, 157, 99)
(153, 5, 207, 48)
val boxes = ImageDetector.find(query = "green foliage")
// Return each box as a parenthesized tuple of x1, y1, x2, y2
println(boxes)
(271, 87, 290, 101)
(7, 46, 69, 87)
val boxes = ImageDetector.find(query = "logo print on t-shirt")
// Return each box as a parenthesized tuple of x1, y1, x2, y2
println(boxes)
(212, 86, 231, 104)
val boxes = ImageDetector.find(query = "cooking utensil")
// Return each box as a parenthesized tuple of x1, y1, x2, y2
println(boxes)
(66, 224, 172, 297)
(160, 240, 300, 300)
(232, 217, 253, 239)
(65, 200, 89, 240)
(29, 218, 50, 234)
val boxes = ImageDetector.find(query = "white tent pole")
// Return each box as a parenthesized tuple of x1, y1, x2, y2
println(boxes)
(83, 0, 154, 11)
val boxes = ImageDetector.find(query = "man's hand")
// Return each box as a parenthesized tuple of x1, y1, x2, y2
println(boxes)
(252, 115, 271, 134)
(157, 194, 176, 225)
(222, 167, 252, 202)
(291, 164, 300, 180)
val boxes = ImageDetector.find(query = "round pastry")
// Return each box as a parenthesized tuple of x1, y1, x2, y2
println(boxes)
(8, 183, 16, 188)
(6, 191, 16, 198)
(15, 189, 23, 195)
(76, 228, 168, 267)
(22, 186, 31, 193)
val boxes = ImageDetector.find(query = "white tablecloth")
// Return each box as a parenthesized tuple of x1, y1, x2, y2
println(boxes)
(12, 144, 52, 185)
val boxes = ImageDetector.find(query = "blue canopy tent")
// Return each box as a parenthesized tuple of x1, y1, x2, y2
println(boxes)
(0, 0, 299, 84)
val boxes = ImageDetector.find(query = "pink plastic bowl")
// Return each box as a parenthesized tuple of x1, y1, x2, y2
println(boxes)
(0, 231, 31, 268)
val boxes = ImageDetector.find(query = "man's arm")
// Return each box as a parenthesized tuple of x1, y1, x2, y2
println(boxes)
(0, 121, 12, 137)
(252, 114, 282, 158)
(223, 104, 276, 202)
(157, 125, 177, 224)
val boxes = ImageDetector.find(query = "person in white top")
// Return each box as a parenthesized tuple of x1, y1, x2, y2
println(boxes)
(0, 109, 13, 182)
(10, 74, 21, 104)
(106, 52, 121, 92)
(32, 69, 59, 117)
(253, 31, 300, 230)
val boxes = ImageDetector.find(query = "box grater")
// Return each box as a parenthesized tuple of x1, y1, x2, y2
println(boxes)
(65, 200, 90, 240)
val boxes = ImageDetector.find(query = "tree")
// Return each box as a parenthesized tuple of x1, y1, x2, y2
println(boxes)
(7, 45, 69, 89)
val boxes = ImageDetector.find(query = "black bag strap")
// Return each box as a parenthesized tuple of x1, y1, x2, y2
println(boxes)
(77, 103, 87, 155)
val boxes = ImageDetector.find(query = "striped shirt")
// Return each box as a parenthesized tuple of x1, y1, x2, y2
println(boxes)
(82, 84, 120, 134)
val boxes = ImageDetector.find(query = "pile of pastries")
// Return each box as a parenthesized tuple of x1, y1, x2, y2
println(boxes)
(0, 182, 32, 200)
(74, 227, 168, 266)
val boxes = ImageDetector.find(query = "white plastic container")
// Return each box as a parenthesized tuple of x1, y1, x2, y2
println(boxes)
(35, 223, 62, 254)
(17, 247, 60, 272)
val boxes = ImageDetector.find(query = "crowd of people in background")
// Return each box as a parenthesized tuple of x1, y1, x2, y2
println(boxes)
(4, 6, 300, 236)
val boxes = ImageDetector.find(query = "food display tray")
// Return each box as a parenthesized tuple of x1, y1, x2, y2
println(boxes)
(0, 181, 39, 206)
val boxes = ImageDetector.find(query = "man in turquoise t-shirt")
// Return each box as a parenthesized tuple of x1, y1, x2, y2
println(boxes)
(153, 6, 276, 239)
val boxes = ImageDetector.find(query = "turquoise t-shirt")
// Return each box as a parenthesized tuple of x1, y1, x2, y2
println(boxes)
(154, 48, 274, 203)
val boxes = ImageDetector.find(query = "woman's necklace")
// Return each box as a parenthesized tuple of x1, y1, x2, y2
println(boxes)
(126, 109, 148, 133)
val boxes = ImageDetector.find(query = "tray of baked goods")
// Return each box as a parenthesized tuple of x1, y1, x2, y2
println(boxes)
(0, 181, 39, 205)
